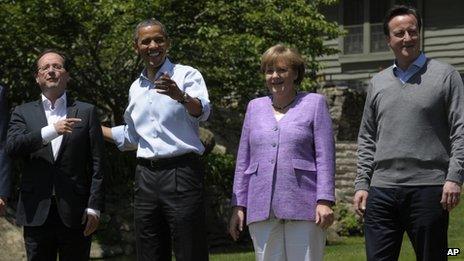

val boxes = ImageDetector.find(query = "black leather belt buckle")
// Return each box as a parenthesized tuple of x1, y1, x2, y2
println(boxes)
(138, 153, 198, 169)
(148, 158, 161, 168)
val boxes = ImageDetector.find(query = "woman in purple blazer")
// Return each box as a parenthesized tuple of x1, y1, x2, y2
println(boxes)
(229, 44, 335, 261)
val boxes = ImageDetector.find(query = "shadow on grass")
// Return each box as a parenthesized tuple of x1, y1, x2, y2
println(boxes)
(210, 243, 254, 255)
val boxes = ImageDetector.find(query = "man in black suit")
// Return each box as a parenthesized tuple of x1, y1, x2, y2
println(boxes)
(0, 84, 11, 216)
(6, 49, 104, 261)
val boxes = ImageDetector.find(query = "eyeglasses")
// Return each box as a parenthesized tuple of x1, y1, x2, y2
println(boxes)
(37, 64, 65, 73)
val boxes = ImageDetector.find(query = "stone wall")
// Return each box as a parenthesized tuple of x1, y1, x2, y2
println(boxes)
(318, 86, 365, 142)
(318, 86, 365, 203)
(320, 87, 365, 238)
(0, 212, 26, 261)
(335, 142, 357, 203)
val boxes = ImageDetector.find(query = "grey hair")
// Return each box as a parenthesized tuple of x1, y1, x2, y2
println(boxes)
(133, 18, 169, 43)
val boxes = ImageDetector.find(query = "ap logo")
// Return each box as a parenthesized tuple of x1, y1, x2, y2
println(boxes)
(447, 248, 460, 256)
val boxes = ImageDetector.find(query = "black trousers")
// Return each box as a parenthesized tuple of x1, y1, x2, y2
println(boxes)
(364, 186, 449, 261)
(134, 154, 208, 261)
(23, 199, 91, 261)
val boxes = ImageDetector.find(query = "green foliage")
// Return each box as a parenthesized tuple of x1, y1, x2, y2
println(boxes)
(334, 203, 363, 236)
(203, 152, 236, 218)
(193, 0, 342, 140)
(204, 153, 235, 195)
(203, 152, 254, 247)
(0, 0, 342, 248)
(0, 0, 342, 135)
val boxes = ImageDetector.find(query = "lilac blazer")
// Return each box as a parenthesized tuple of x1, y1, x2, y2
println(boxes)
(232, 92, 335, 225)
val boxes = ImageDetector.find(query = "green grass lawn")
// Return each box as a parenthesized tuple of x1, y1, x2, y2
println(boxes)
(211, 202, 464, 261)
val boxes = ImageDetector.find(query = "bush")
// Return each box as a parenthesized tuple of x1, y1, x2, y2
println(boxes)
(334, 203, 363, 236)
(203, 152, 236, 226)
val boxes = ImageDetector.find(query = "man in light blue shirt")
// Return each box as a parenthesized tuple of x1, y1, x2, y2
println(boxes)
(102, 18, 210, 261)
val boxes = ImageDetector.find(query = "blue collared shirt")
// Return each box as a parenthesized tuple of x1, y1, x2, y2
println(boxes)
(112, 58, 211, 159)
(393, 53, 427, 83)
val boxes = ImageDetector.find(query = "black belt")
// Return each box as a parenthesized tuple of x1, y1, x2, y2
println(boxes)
(137, 153, 199, 169)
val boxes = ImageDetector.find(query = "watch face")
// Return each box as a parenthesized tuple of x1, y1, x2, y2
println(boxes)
(178, 91, 188, 104)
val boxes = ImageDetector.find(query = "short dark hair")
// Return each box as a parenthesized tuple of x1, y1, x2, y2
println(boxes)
(133, 18, 168, 43)
(383, 5, 422, 36)
(35, 49, 68, 72)
(260, 44, 306, 85)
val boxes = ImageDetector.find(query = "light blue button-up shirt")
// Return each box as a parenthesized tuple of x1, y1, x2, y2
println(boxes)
(111, 58, 211, 159)
(393, 52, 427, 83)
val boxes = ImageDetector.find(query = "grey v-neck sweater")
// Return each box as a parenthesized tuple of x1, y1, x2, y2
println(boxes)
(355, 59, 464, 191)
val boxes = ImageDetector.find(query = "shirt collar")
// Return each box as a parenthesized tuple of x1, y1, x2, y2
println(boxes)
(393, 52, 427, 72)
(41, 92, 67, 110)
(140, 58, 175, 83)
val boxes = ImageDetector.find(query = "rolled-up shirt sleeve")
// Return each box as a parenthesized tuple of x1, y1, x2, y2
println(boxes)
(183, 69, 210, 122)
(111, 124, 138, 152)
(111, 103, 139, 152)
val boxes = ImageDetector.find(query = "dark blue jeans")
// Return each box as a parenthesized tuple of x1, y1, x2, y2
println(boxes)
(364, 186, 448, 261)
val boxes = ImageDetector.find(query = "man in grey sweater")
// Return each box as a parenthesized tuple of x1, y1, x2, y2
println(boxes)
(353, 5, 464, 261)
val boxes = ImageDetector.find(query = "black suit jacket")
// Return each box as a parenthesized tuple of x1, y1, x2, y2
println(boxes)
(0, 85, 11, 198)
(6, 95, 104, 228)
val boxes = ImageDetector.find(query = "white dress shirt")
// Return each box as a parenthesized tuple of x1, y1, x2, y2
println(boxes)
(40, 93, 66, 159)
(112, 58, 211, 159)
(40, 92, 99, 218)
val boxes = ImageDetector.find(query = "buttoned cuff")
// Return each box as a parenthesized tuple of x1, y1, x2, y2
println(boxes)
(86, 208, 100, 218)
(41, 125, 59, 144)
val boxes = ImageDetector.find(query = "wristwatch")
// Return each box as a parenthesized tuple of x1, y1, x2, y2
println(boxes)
(177, 91, 190, 104)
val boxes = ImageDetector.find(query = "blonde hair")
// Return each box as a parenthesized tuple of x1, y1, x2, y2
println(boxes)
(260, 44, 305, 85)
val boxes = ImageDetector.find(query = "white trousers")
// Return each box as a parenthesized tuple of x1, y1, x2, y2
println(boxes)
(248, 219, 326, 261)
